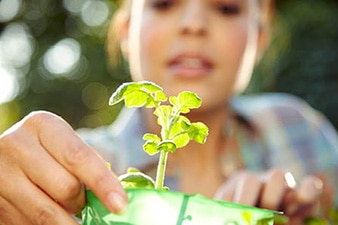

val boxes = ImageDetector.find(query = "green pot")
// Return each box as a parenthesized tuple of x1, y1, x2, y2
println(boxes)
(82, 188, 276, 225)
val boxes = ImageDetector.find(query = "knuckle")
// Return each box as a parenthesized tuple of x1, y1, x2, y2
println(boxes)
(57, 177, 82, 201)
(53, 178, 85, 214)
(0, 200, 8, 219)
(24, 111, 58, 127)
(0, 112, 52, 154)
(0, 197, 32, 225)
(35, 205, 57, 225)
(64, 143, 91, 166)
(0, 111, 58, 143)
(92, 171, 110, 190)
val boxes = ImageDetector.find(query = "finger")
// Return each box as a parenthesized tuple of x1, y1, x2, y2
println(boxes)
(0, 196, 33, 225)
(2, 172, 80, 225)
(285, 176, 323, 216)
(21, 138, 86, 214)
(214, 174, 239, 201)
(233, 173, 262, 206)
(260, 169, 291, 210)
(1, 114, 86, 214)
(297, 176, 323, 204)
(30, 111, 128, 213)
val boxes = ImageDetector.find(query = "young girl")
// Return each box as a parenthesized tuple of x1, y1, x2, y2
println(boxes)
(0, 0, 337, 224)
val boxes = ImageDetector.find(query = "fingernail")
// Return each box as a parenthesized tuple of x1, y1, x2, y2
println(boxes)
(284, 172, 296, 189)
(107, 192, 128, 214)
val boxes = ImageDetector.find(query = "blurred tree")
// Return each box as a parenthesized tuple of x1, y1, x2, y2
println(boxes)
(0, 0, 338, 133)
(0, 0, 130, 132)
(248, 0, 338, 130)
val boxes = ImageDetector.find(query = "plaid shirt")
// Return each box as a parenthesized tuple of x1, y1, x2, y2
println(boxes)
(78, 93, 338, 206)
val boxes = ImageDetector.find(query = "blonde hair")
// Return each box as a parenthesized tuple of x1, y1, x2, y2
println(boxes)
(106, 0, 131, 67)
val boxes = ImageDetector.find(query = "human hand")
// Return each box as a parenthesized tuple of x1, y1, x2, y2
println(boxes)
(0, 111, 127, 225)
(214, 168, 324, 224)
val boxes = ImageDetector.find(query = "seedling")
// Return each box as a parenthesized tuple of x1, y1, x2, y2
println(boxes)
(109, 81, 209, 190)
(83, 81, 277, 225)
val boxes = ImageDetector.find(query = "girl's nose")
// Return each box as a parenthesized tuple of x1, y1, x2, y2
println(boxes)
(179, 1, 207, 36)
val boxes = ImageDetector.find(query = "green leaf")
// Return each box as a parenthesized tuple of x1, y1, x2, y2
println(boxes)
(143, 133, 161, 143)
(124, 90, 150, 107)
(118, 171, 155, 189)
(108, 82, 131, 106)
(143, 141, 160, 155)
(126, 167, 141, 173)
(144, 89, 167, 108)
(177, 91, 202, 113)
(143, 134, 161, 155)
(139, 81, 163, 93)
(154, 91, 167, 102)
(154, 105, 172, 128)
(188, 122, 209, 144)
(144, 96, 156, 108)
(169, 116, 184, 136)
(172, 133, 190, 148)
(180, 116, 192, 130)
(158, 141, 177, 153)
(109, 82, 142, 105)
(169, 96, 179, 110)
(109, 81, 166, 108)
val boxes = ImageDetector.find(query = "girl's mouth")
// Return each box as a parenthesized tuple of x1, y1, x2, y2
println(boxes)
(168, 53, 213, 78)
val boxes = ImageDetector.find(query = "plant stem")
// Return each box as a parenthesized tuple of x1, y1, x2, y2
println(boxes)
(155, 150, 169, 190)
(154, 104, 171, 190)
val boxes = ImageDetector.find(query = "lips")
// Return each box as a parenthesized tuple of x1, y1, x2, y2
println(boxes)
(168, 53, 213, 78)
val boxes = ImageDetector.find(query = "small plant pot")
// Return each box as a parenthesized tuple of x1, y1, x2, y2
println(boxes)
(82, 188, 276, 225)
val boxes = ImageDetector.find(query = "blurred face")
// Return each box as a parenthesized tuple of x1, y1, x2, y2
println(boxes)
(122, 0, 267, 111)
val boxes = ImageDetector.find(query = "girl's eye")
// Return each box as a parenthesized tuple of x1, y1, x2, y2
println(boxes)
(216, 3, 241, 16)
(151, 0, 174, 10)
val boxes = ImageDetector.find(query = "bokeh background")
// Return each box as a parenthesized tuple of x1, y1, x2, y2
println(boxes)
(0, 0, 338, 133)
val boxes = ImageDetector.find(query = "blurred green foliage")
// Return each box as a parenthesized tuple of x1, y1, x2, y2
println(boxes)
(0, 0, 338, 133)
(249, 0, 338, 129)
(0, 0, 130, 132)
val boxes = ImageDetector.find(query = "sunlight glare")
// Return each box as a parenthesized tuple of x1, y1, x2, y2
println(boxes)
(0, 0, 22, 22)
(81, 0, 109, 27)
(63, 0, 86, 14)
(43, 38, 81, 76)
(0, 23, 35, 68)
(0, 66, 18, 104)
